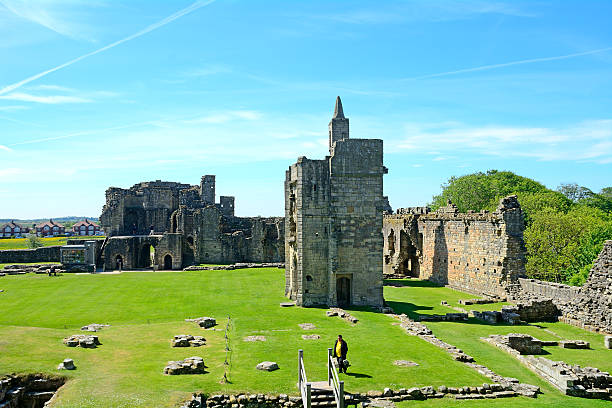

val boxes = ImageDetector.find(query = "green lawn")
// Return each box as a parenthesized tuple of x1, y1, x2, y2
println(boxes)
(0, 269, 487, 408)
(385, 279, 612, 408)
(1, 272, 609, 407)
(0, 236, 105, 250)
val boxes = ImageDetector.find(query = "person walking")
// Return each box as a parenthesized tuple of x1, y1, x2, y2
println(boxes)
(333, 334, 348, 373)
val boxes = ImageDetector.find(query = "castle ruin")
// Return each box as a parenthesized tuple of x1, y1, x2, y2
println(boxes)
(99, 176, 283, 270)
(285, 97, 388, 308)
(383, 195, 527, 298)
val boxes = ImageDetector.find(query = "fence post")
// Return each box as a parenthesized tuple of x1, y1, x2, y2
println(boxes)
(306, 382, 312, 408)
(327, 347, 332, 385)
(298, 349, 303, 388)
(338, 381, 344, 408)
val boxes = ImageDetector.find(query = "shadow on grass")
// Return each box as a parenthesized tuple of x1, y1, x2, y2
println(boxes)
(384, 279, 442, 288)
(344, 372, 372, 378)
(385, 301, 434, 320)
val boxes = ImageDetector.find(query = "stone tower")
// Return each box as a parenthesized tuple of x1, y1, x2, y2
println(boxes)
(285, 97, 386, 308)
(200, 175, 215, 205)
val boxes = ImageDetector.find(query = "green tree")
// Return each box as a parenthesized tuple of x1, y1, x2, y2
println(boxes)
(600, 187, 612, 198)
(524, 206, 609, 283)
(556, 183, 594, 202)
(566, 222, 612, 286)
(26, 234, 43, 249)
(430, 170, 547, 212)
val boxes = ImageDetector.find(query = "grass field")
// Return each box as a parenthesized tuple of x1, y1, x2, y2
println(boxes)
(0, 236, 105, 250)
(0, 271, 610, 407)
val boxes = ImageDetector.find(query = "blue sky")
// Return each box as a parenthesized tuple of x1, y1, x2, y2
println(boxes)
(0, 0, 611, 219)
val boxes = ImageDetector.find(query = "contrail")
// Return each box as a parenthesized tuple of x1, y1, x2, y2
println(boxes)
(0, 0, 216, 95)
(407, 46, 612, 80)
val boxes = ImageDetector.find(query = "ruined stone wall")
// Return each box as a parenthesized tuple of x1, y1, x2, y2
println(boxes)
(383, 196, 527, 298)
(188, 206, 284, 265)
(100, 181, 190, 236)
(516, 240, 612, 334)
(0, 246, 61, 263)
(285, 157, 332, 306)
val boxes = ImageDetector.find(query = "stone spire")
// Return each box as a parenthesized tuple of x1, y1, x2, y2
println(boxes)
(333, 96, 345, 119)
(328, 96, 349, 154)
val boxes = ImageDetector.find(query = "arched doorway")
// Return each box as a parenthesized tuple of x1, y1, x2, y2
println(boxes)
(164, 254, 173, 270)
(138, 243, 154, 268)
(336, 277, 351, 307)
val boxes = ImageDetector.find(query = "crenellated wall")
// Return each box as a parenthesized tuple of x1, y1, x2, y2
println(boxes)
(383, 196, 527, 298)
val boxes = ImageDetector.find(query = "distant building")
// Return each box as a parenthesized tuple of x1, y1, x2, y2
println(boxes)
(36, 219, 66, 237)
(0, 220, 29, 238)
(72, 219, 102, 236)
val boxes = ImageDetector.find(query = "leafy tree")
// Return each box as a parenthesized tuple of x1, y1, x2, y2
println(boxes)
(577, 193, 612, 214)
(600, 187, 612, 198)
(566, 222, 612, 286)
(431, 170, 547, 212)
(524, 206, 609, 283)
(26, 234, 43, 249)
(556, 183, 594, 202)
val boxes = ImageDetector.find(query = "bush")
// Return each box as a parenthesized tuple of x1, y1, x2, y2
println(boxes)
(26, 234, 43, 249)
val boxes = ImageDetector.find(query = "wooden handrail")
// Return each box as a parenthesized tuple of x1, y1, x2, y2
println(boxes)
(327, 348, 344, 408)
(298, 349, 311, 408)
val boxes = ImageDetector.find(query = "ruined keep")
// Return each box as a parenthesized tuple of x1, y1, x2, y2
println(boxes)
(383, 195, 527, 298)
(99, 176, 283, 270)
(285, 97, 387, 308)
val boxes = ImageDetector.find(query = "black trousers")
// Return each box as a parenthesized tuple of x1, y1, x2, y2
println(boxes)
(336, 356, 346, 373)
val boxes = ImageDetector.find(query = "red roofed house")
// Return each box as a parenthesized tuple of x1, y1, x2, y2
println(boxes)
(72, 219, 101, 236)
(0, 221, 29, 238)
(36, 219, 66, 237)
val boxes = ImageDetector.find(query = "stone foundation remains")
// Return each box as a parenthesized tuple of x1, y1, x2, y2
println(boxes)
(485, 334, 612, 400)
(0, 374, 66, 408)
(163, 357, 206, 375)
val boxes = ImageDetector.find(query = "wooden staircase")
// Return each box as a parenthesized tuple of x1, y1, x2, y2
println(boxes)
(298, 349, 346, 408)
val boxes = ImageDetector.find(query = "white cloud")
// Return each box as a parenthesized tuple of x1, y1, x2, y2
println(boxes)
(0, 92, 92, 104)
(0, 145, 13, 152)
(0, 0, 99, 40)
(394, 119, 612, 163)
(0, 105, 27, 111)
(311, 1, 533, 25)
(0, 0, 217, 95)
(184, 110, 262, 124)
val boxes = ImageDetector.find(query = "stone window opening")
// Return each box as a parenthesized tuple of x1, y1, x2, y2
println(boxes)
(313, 184, 317, 192)
(464, 226, 469, 234)
(306, 275, 313, 282)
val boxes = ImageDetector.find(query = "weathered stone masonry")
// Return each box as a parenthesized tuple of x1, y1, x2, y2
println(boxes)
(512, 240, 612, 334)
(285, 97, 386, 308)
(383, 196, 527, 298)
(100, 177, 283, 270)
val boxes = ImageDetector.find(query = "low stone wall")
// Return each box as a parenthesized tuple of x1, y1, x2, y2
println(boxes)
(0, 246, 61, 263)
(514, 241, 612, 334)
(517, 278, 578, 311)
(183, 262, 284, 271)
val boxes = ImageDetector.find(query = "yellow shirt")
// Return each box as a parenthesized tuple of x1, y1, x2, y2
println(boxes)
(335, 341, 343, 357)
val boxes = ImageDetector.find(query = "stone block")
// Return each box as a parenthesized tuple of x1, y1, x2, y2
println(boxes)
(604, 336, 611, 349)
(256, 361, 279, 371)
